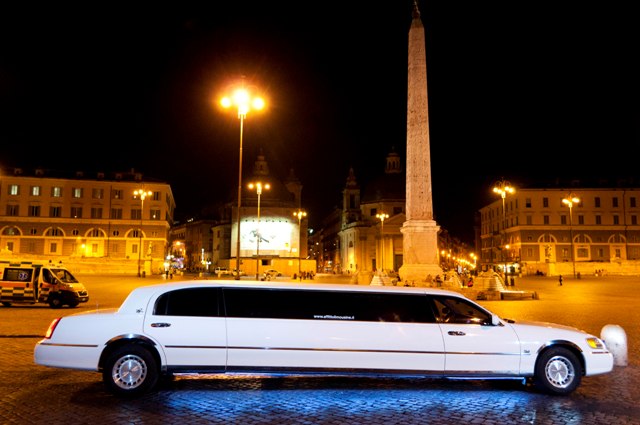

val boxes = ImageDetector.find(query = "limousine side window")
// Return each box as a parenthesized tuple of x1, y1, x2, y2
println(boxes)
(154, 288, 221, 317)
(431, 296, 492, 325)
(223, 288, 437, 323)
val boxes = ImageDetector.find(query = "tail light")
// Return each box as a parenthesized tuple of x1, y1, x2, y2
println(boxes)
(44, 318, 62, 339)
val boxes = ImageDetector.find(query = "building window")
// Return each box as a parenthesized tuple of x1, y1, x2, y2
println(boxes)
(72, 229, 79, 236)
(31, 186, 41, 196)
(71, 207, 83, 218)
(46, 228, 62, 236)
(632, 215, 638, 225)
(29, 205, 41, 217)
(349, 194, 356, 209)
(561, 215, 567, 225)
(112, 189, 123, 200)
(131, 209, 142, 220)
(526, 216, 532, 225)
(525, 198, 531, 208)
(50, 206, 62, 217)
(370, 208, 377, 216)
(631, 197, 637, 208)
(50, 242, 58, 253)
(393, 206, 403, 215)
(577, 248, 588, 258)
(153, 191, 161, 201)
(613, 215, 620, 225)
(30, 228, 38, 235)
(6, 205, 19, 216)
(91, 207, 103, 219)
(595, 197, 601, 208)
(90, 229, 102, 237)
(150, 209, 161, 220)
(112, 230, 120, 236)
(578, 215, 584, 225)
(543, 215, 549, 225)
(543, 197, 549, 208)
(9, 184, 19, 195)
(92, 188, 104, 199)
(597, 248, 604, 258)
(526, 248, 533, 257)
(72, 188, 83, 198)
(595, 215, 602, 225)
(561, 248, 569, 260)
(613, 197, 619, 208)
(110, 208, 123, 219)
(51, 187, 63, 197)
(6, 241, 14, 251)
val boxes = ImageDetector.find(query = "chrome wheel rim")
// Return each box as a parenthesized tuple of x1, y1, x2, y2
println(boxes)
(545, 355, 575, 388)
(112, 354, 147, 390)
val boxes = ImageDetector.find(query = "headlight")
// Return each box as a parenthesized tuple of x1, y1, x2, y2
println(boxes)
(586, 337, 604, 349)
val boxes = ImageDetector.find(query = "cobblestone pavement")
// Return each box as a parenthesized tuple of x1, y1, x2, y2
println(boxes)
(1, 274, 638, 424)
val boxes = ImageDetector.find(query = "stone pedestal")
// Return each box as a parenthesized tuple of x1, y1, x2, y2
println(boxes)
(399, 219, 442, 283)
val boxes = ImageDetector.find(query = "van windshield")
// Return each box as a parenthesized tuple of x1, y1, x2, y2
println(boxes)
(51, 268, 79, 283)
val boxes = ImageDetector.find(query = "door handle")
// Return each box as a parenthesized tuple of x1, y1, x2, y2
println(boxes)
(150, 323, 171, 328)
(448, 331, 466, 336)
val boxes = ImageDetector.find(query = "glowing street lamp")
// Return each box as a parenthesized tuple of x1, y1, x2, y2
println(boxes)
(133, 188, 152, 277)
(293, 209, 307, 277)
(376, 212, 389, 274)
(493, 179, 515, 276)
(562, 193, 580, 278)
(221, 80, 266, 280)
(248, 181, 270, 280)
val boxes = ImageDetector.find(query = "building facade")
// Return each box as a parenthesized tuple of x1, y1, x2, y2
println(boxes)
(0, 167, 175, 275)
(208, 152, 313, 277)
(479, 185, 640, 276)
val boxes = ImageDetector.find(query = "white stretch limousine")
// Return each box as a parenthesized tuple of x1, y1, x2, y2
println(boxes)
(34, 281, 614, 397)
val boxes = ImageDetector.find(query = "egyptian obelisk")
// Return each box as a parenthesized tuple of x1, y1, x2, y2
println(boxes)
(399, 1, 443, 283)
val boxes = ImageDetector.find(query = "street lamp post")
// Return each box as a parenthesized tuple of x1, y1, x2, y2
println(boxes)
(133, 189, 152, 278)
(293, 209, 307, 278)
(492, 179, 515, 278)
(563, 193, 580, 278)
(376, 212, 389, 275)
(248, 182, 269, 280)
(221, 81, 265, 280)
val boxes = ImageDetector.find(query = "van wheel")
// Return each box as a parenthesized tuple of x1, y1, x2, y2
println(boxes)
(68, 301, 79, 308)
(103, 345, 158, 397)
(534, 347, 581, 395)
(48, 296, 63, 309)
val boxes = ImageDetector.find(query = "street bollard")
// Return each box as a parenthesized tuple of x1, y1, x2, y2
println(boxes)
(601, 324, 627, 366)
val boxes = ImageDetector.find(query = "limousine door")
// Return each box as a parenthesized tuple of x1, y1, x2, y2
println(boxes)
(223, 288, 446, 374)
(434, 296, 521, 375)
(144, 287, 227, 371)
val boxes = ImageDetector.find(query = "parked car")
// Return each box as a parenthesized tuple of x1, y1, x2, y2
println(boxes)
(263, 269, 282, 279)
(214, 267, 230, 276)
(231, 269, 246, 277)
(34, 281, 614, 397)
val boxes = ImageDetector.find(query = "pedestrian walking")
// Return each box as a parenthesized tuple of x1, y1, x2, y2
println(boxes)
(558, 274, 563, 286)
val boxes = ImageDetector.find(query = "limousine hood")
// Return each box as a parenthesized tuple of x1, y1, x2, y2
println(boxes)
(506, 319, 597, 341)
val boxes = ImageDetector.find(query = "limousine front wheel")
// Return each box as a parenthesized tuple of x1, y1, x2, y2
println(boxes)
(534, 347, 582, 395)
(103, 345, 158, 397)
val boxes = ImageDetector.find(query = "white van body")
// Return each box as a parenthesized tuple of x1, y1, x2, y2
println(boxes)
(34, 281, 614, 396)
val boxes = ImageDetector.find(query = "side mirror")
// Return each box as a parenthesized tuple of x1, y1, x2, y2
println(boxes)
(491, 314, 502, 326)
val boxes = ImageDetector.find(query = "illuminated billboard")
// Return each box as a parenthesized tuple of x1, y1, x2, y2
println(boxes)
(237, 216, 295, 256)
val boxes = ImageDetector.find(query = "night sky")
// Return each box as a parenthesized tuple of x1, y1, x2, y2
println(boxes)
(1, 1, 638, 244)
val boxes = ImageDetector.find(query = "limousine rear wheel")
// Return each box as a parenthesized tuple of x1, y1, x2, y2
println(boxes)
(534, 347, 582, 395)
(103, 344, 158, 397)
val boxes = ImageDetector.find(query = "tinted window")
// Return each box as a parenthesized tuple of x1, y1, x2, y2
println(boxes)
(223, 288, 436, 323)
(431, 296, 491, 325)
(154, 288, 220, 317)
